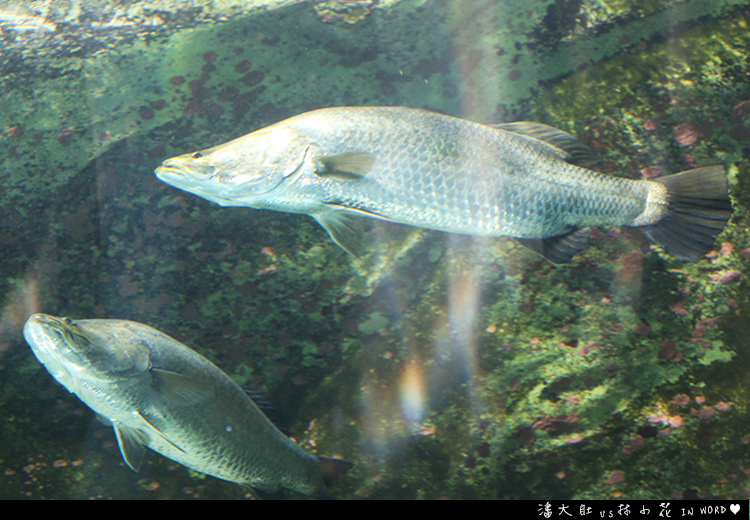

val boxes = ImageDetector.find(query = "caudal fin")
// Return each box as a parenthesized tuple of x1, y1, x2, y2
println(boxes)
(644, 165, 731, 261)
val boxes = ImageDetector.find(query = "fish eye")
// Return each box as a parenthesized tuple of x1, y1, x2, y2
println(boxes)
(192, 152, 203, 159)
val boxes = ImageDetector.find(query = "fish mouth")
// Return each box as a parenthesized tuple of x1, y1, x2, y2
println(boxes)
(155, 164, 190, 183)
(23, 314, 82, 390)
(155, 164, 242, 206)
(156, 163, 285, 198)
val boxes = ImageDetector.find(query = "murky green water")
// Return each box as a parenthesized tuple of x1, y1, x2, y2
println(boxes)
(0, 0, 749, 500)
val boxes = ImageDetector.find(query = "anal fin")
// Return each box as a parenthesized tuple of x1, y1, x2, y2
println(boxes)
(113, 423, 149, 472)
(516, 228, 592, 264)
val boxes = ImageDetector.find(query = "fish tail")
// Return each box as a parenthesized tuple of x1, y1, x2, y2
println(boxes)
(644, 165, 731, 261)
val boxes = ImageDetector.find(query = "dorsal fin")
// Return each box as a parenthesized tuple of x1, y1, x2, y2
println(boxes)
(493, 122, 598, 168)
(241, 385, 289, 435)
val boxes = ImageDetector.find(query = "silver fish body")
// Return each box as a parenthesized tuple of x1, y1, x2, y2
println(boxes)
(156, 106, 730, 262)
(23, 314, 339, 498)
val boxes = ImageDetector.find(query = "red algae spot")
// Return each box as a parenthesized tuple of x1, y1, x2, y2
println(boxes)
(202, 51, 218, 63)
(715, 401, 730, 412)
(169, 75, 185, 86)
(648, 413, 665, 424)
(508, 69, 522, 81)
(218, 86, 239, 101)
(667, 415, 683, 428)
(567, 433, 583, 444)
(642, 118, 659, 131)
(234, 59, 253, 74)
(515, 425, 536, 445)
(698, 406, 716, 421)
(476, 443, 490, 458)
(257, 267, 277, 277)
(682, 153, 699, 169)
(640, 165, 662, 178)
(138, 106, 155, 120)
(58, 127, 74, 146)
(672, 394, 690, 406)
(7, 124, 23, 137)
(417, 426, 436, 436)
(633, 323, 651, 336)
(732, 100, 750, 122)
(241, 70, 265, 87)
(53, 459, 68, 468)
(669, 302, 688, 316)
(150, 99, 167, 110)
(710, 271, 742, 283)
(202, 101, 225, 120)
(658, 340, 680, 360)
(578, 342, 599, 356)
(183, 100, 204, 115)
(720, 242, 733, 255)
(604, 470, 625, 484)
(119, 280, 141, 298)
(695, 395, 706, 404)
(460, 49, 483, 74)
(629, 434, 645, 449)
(673, 122, 699, 146)
(188, 79, 211, 100)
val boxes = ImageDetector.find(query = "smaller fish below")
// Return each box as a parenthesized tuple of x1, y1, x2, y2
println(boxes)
(23, 313, 351, 499)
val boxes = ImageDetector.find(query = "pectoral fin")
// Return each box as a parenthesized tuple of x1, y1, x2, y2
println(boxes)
(315, 152, 375, 181)
(150, 368, 214, 405)
(516, 228, 592, 264)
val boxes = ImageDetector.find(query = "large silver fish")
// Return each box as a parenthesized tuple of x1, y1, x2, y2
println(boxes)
(155, 106, 730, 263)
(23, 314, 348, 499)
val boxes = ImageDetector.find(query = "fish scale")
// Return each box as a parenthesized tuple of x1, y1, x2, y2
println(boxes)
(292, 108, 647, 237)
(23, 314, 345, 499)
(156, 106, 730, 263)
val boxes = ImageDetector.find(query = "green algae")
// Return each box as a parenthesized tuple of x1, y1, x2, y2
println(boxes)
(1, 0, 749, 501)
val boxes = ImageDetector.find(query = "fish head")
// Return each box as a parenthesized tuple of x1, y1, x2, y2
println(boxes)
(155, 125, 313, 207)
(23, 314, 151, 393)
